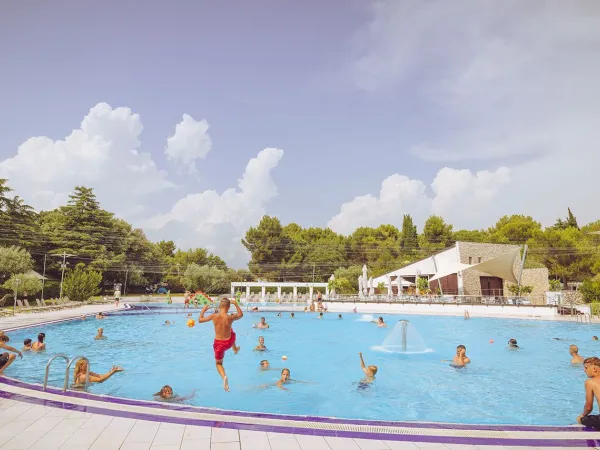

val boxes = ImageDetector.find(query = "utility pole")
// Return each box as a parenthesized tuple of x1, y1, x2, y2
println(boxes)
(41, 254, 47, 301)
(124, 267, 129, 296)
(12, 278, 21, 315)
(53, 252, 76, 300)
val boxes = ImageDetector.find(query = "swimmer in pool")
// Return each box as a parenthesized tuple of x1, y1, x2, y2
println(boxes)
(254, 336, 267, 352)
(22, 339, 33, 351)
(276, 368, 291, 390)
(153, 385, 196, 403)
(277, 312, 282, 318)
(338, 314, 342, 319)
(254, 317, 269, 329)
(96, 312, 105, 320)
(594, 336, 599, 341)
(32, 333, 46, 351)
(372, 317, 387, 328)
(260, 360, 270, 369)
(94, 328, 106, 340)
(571, 345, 585, 364)
(318, 312, 324, 319)
(358, 352, 377, 381)
(290, 312, 295, 318)
(508, 338, 519, 348)
(442, 345, 471, 367)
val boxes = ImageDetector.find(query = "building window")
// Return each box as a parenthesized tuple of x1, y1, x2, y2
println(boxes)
(478, 257, 482, 263)
(468, 257, 472, 264)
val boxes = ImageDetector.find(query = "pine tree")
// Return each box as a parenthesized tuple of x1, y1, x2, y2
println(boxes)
(400, 214, 419, 252)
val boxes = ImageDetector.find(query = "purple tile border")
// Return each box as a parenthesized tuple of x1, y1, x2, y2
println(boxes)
(0, 304, 589, 438)
(0, 389, 597, 447)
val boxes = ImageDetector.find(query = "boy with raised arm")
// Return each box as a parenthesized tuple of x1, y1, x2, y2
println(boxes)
(359, 352, 378, 380)
(199, 297, 242, 392)
(578, 357, 600, 429)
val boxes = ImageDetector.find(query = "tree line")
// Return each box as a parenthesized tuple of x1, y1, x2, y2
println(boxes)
(1, 177, 599, 302)
(0, 179, 249, 300)
(242, 211, 600, 297)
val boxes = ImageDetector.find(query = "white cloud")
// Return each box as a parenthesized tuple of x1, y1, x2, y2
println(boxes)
(0, 102, 173, 217)
(145, 148, 284, 268)
(165, 114, 212, 173)
(328, 167, 511, 234)
(350, 0, 600, 226)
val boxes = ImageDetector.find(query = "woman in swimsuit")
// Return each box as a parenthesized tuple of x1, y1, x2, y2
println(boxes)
(0, 332, 23, 373)
(31, 333, 46, 351)
(73, 359, 123, 386)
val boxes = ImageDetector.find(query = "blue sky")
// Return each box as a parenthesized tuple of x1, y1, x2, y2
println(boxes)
(1, 1, 599, 267)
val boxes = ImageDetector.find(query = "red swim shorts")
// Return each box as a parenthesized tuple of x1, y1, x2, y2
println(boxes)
(213, 330, 236, 361)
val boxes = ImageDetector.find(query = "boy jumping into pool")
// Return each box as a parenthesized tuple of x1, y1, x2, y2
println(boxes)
(199, 297, 242, 392)
(577, 357, 600, 429)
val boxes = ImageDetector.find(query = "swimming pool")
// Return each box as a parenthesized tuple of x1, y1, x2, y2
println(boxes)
(3, 305, 596, 426)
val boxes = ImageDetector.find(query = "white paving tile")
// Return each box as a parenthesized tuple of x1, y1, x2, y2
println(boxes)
(240, 435, 271, 450)
(120, 443, 152, 450)
(151, 426, 185, 447)
(446, 445, 481, 450)
(46, 418, 88, 435)
(414, 445, 449, 450)
(61, 425, 105, 447)
(354, 438, 391, 449)
(183, 425, 212, 440)
(0, 430, 46, 449)
(80, 414, 113, 429)
(125, 421, 160, 444)
(149, 446, 183, 450)
(239, 430, 268, 439)
(269, 437, 301, 450)
(89, 416, 135, 449)
(325, 436, 362, 450)
(29, 432, 71, 450)
(211, 427, 240, 443)
(13, 403, 49, 421)
(23, 414, 66, 432)
(180, 439, 211, 450)
(211, 443, 242, 450)
(267, 432, 296, 440)
(295, 434, 330, 450)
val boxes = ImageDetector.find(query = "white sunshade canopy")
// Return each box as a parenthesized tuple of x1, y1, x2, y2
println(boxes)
(429, 247, 520, 284)
(469, 247, 520, 284)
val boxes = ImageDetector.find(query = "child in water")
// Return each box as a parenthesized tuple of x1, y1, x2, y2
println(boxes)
(94, 328, 106, 340)
(508, 338, 519, 348)
(443, 345, 471, 367)
(22, 339, 33, 351)
(358, 352, 377, 381)
(254, 336, 267, 351)
(198, 298, 243, 392)
(153, 385, 196, 403)
(577, 357, 600, 429)
(276, 368, 291, 390)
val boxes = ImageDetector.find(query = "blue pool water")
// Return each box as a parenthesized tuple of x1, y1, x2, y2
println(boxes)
(4, 306, 597, 425)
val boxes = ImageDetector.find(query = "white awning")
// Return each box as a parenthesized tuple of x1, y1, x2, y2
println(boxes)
(428, 258, 473, 282)
(469, 247, 520, 284)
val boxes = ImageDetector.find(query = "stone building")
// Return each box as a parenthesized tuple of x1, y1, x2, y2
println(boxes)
(373, 242, 549, 301)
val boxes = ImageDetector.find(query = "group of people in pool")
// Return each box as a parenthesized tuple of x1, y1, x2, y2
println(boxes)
(0, 332, 47, 373)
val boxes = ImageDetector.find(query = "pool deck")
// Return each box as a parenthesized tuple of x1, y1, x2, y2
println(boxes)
(0, 305, 598, 449)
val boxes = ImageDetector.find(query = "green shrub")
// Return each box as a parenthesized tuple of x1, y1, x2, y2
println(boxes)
(63, 267, 102, 302)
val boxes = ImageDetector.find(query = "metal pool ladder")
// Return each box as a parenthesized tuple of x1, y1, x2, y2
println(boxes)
(44, 354, 90, 392)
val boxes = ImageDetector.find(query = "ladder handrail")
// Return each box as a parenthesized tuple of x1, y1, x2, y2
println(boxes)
(43, 354, 69, 391)
(66, 355, 90, 390)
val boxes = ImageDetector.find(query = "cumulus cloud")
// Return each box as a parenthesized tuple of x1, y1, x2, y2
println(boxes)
(165, 114, 212, 173)
(328, 167, 511, 234)
(351, 0, 600, 225)
(145, 148, 284, 267)
(0, 102, 173, 217)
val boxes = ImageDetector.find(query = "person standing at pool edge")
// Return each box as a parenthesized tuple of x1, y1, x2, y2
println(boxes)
(199, 298, 242, 392)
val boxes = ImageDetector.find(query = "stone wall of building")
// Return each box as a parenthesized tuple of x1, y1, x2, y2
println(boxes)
(457, 242, 522, 296)
(514, 268, 549, 304)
